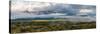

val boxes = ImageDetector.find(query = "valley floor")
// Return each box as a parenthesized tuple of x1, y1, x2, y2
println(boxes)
(10, 20, 96, 33)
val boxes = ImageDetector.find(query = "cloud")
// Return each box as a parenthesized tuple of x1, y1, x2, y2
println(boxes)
(11, 1, 51, 12)
(80, 9, 93, 13)
(48, 13, 66, 16)
(12, 0, 96, 5)
(11, 1, 96, 19)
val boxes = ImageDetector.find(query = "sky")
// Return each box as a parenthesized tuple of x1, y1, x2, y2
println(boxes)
(11, 0, 96, 12)
(10, 0, 96, 19)
(11, 0, 96, 5)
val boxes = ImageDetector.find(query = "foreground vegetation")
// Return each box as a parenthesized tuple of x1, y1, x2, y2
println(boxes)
(10, 20, 96, 33)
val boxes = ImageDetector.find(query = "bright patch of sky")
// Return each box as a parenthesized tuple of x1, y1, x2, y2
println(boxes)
(80, 9, 93, 13)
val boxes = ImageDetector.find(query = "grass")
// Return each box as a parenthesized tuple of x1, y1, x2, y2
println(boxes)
(10, 20, 96, 33)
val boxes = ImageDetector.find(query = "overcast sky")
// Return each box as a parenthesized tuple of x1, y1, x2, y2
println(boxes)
(11, 0, 96, 5)
(11, 0, 96, 11)
(10, 0, 96, 19)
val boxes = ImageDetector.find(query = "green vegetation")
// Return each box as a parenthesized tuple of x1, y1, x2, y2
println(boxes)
(10, 20, 96, 33)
